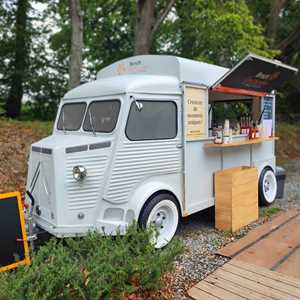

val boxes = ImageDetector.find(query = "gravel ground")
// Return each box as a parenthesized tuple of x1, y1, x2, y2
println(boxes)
(170, 160, 300, 299)
(275, 160, 300, 209)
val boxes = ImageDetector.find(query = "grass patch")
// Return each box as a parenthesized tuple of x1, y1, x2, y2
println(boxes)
(260, 206, 282, 219)
(0, 117, 53, 136)
(0, 224, 184, 300)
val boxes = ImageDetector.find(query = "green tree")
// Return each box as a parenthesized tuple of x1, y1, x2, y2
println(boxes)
(5, 0, 30, 118)
(0, 1, 15, 114)
(247, 0, 300, 120)
(157, 0, 277, 67)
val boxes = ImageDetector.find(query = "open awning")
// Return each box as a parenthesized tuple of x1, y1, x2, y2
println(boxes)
(211, 54, 298, 97)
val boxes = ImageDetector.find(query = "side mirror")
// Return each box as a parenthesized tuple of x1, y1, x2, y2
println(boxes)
(135, 100, 143, 111)
(131, 96, 143, 111)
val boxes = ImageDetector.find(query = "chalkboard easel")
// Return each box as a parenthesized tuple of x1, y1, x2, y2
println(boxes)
(0, 192, 30, 272)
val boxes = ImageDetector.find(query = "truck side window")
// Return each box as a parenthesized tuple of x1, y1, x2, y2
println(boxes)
(83, 100, 121, 133)
(57, 102, 86, 131)
(126, 101, 177, 141)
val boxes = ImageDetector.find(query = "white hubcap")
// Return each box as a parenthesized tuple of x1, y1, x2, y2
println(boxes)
(147, 200, 179, 248)
(263, 170, 277, 203)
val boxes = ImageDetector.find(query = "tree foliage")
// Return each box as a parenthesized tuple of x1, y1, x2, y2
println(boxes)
(0, 0, 299, 120)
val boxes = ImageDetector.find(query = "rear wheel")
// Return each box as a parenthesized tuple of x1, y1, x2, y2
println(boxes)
(259, 168, 277, 206)
(139, 193, 179, 248)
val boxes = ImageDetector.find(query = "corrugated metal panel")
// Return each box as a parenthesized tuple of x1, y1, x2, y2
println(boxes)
(65, 154, 107, 210)
(105, 140, 182, 204)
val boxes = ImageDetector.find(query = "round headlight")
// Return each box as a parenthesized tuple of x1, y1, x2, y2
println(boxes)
(73, 165, 87, 181)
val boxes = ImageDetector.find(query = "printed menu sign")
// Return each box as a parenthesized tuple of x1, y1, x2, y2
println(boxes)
(262, 96, 273, 137)
(185, 86, 207, 141)
(263, 96, 273, 120)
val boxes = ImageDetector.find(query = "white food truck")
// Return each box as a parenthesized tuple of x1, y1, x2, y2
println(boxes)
(26, 54, 297, 247)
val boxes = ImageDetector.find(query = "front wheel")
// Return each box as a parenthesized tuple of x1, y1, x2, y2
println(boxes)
(139, 194, 180, 248)
(259, 168, 278, 206)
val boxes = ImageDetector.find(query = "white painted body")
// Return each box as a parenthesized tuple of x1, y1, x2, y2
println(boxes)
(26, 55, 276, 237)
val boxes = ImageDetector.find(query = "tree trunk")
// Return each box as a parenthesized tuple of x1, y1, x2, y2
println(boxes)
(277, 24, 300, 55)
(134, 0, 175, 55)
(176, 0, 195, 58)
(6, 0, 29, 119)
(69, 0, 83, 89)
(134, 0, 156, 55)
(266, 0, 287, 46)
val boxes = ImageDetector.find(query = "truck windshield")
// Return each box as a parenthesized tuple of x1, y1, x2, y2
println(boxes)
(83, 100, 121, 133)
(57, 102, 86, 131)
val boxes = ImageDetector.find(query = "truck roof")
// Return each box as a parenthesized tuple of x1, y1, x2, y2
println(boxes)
(64, 55, 228, 100)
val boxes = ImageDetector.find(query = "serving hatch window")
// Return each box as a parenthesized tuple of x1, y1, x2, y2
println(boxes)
(57, 102, 86, 131)
(83, 100, 121, 133)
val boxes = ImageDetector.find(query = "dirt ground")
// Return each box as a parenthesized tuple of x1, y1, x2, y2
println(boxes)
(0, 119, 52, 195)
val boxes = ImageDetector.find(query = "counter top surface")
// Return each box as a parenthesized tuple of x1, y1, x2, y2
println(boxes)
(204, 136, 279, 148)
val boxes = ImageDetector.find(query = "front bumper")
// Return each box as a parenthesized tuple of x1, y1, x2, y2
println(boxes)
(34, 215, 127, 237)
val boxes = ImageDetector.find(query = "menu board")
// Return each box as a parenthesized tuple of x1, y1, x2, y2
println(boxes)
(185, 86, 207, 141)
(263, 96, 273, 120)
(0, 192, 30, 272)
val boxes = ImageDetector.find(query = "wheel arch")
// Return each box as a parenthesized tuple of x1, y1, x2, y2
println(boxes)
(128, 180, 183, 222)
(138, 189, 182, 223)
(257, 163, 275, 178)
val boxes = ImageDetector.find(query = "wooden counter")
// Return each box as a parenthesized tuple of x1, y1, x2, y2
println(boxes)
(204, 136, 279, 149)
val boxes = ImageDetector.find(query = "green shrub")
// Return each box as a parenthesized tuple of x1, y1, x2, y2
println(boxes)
(0, 224, 183, 300)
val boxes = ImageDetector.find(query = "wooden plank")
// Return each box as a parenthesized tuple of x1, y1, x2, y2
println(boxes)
(205, 137, 279, 149)
(231, 215, 300, 270)
(204, 275, 274, 300)
(188, 286, 221, 300)
(274, 248, 300, 280)
(217, 210, 300, 258)
(222, 263, 300, 297)
(230, 260, 300, 288)
(195, 280, 245, 300)
(214, 269, 300, 300)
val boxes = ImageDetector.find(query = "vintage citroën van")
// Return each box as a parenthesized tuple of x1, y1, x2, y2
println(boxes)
(26, 54, 297, 247)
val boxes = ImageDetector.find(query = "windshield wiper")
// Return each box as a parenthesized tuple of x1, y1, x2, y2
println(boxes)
(88, 109, 96, 136)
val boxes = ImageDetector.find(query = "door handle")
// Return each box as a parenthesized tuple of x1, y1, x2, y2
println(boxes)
(176, 144, 183, 149)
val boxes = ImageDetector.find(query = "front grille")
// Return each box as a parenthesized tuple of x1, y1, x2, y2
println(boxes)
(65, 153, 107, 210)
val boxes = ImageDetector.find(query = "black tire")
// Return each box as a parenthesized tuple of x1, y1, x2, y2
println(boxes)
(138, 193, 180, 248)
(259, 167, 278, 206)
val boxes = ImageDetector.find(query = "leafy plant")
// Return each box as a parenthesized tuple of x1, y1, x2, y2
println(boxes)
(0, 224, 183, 300)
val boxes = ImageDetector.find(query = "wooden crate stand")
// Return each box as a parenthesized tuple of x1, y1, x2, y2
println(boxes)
(215, 166, 258, 232)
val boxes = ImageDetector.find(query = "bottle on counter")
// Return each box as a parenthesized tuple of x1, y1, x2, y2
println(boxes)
(214, 126, 223, 144)
(249, 122, 258, 139)
(223, 119, 230, 144)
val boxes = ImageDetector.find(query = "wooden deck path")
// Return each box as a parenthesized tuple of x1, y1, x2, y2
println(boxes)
(217, 210, 300, 279)
(188, 259, 300, 300)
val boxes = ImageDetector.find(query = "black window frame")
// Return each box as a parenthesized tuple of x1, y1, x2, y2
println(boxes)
(125, 100, 178, 141)
(57, 102, 87, 131)
(83, 99, 121, 134)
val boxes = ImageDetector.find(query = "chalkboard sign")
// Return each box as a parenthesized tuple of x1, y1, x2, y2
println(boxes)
(0, 192, 30, 272)
(263, 96, 273, 120)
